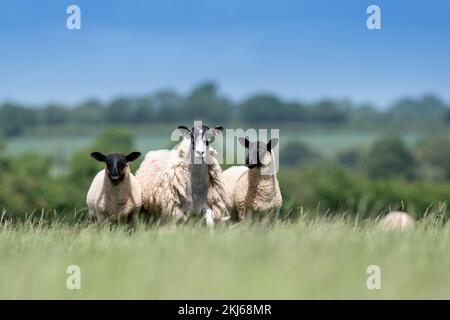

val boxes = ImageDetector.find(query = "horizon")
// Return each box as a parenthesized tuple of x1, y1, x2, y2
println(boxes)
(0, 81, 448, 111)
(1, 0, 449, 109)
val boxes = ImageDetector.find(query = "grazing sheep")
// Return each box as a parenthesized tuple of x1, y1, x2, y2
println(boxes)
(222, 137, 282, 223)
(86, 151, 142, 226)
(135, 125, 229, 226)
(379, 211, 414, 230)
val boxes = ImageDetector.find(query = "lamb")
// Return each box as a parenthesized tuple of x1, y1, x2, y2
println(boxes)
(135, 124, 229, 226)
(86, 151, 142, 226)
(222, 137, 282, 223)
(379, 211, 414, 230)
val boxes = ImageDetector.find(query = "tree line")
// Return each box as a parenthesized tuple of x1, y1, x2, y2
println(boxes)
(1, 82, 449, 137)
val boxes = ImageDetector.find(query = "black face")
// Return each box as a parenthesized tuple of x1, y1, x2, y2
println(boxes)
(91, 151, 141, 185)
(239, 138, 278, 169)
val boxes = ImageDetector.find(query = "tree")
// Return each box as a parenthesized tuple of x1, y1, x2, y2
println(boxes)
(184, 82, 231, 123)
(389, 94, 447, 121)
(364, 136, 416, 179)
(309, 100, 349, 124)
(71, 99, 105, 124)
(132, 97, 154, 123)
(349, 104, 382, 122)
(240, 94, 285, 123)
(416, 137, 450, 180)
(280, 141, 320, 166)
(106, 97, 134, 123)
(154, 90, 183, 122)
(335, 148, 363, 168)
(40, 104, 69, 125)
(91, 128, 135, 154)
(0, 103, 37, 136)
(0, 133, 5, 153)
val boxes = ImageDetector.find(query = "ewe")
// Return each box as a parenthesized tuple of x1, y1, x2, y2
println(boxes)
(379, 211, 414, 230)
(86, 151, 142, 225)
(136, 125, 229, 226)
(222, 137, 282, 223)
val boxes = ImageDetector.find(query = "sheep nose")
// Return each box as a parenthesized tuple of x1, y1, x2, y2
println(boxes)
(196, 150, 205, 157)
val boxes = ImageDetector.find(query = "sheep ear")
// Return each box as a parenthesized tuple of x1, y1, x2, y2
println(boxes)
(238, 137, 251, 149)
(214, 126, 224, 135)
(126, 151, 141, 163)
(91, 152, 106, 162)
(177, 125, 191, 137)
(267, 138, 279, 152)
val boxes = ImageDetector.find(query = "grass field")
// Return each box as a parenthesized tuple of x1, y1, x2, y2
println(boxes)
(5, 128, 434, 158)
(1, 213, 449, 299)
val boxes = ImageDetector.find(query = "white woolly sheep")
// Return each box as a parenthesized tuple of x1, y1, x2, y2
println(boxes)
(135, 125, 229, 226)
(222, 137, 282, 223)
(86, 151, 142, 225)
(379, 211, 414, 230)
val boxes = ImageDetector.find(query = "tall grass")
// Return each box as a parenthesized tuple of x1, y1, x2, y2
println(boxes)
(0, 211, 449, 299)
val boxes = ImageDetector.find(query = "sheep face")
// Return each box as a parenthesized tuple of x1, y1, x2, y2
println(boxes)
(177, 125, 223, 164)
(239, 138, 279, 169)
(91, 151, 141, 185)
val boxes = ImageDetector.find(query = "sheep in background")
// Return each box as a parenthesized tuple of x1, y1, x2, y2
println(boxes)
(379, 211, 414, 230)
(222, 137, 282, 223)
(86, 151, 142, 226)
(136, 125, 229, 226)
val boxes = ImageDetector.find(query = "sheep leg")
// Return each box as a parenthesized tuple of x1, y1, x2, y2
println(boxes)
(263, 209, 279, 225)
(163, 206, 185, 225)
(204, 208, 214, 227)
(97, 214, 112, 229)
(90, 215, 97, 224)
(127, 210, 139, 231)
(236, 207, 245, 222)
(88, 208, 97, 224)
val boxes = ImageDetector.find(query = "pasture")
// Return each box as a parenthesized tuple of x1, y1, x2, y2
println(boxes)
(0, 213, 449, 299)
(5, 126, 434, 158)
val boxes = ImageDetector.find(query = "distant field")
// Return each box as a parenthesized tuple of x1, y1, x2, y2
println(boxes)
(0, 215, 448, 299)
(5, 127, 436, 158)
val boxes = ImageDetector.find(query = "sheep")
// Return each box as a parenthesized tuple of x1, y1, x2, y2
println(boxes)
(135, 125, 229, 226)
(86, 151, 142, 226)
(222, 137, 282, 223)
(379, 211, 414, 230)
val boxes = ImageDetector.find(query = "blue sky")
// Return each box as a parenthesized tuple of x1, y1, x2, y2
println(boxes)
(1, 0, 449, 108)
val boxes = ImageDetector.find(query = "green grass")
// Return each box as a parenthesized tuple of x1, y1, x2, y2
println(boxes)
(5, 127, 436, 157)
(0, 213, 449, 299)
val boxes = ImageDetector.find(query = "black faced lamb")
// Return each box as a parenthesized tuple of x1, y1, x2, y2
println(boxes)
(86, 151, 142, 225)
(222, 138, 282, 223)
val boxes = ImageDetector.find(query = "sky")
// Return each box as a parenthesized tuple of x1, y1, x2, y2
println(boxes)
(0, 0, 449, 108)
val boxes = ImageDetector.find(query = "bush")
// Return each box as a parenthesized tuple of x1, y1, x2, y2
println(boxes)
(280, 141, 321, 166)
(279, 164, 450, 218)
(364, 136, 416, 179)
(416, 137, 450, 180)
(0, 152, 72, 216)
(335, 148, 363, 168)
(0, 133, 5, 153)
